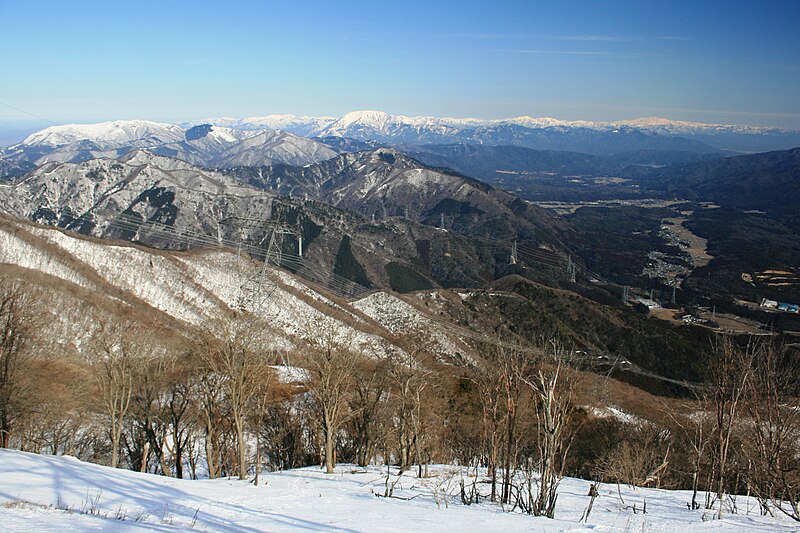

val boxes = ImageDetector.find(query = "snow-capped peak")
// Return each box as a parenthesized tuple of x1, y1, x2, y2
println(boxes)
(334, 110, 394, 130)
(21, 120, 185, 150)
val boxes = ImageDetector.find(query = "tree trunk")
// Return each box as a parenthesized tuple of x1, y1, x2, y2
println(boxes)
(236, 414, 247, 480)
(502, 407, 516, 503)
(205, 426, 218, 479)
(174, 435, 185, 479)
(325, 428, 335, 474)
(111, 429, 120, 468)
(140, 441, 150, 473)
(323, 409, 335, 474)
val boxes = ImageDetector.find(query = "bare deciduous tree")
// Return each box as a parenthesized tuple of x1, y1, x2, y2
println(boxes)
(664, 398, 712, 510)
(92, 323, 149, 468)
(0, 279, 37, 448)
(300, 323, 359, 474)
(472, 354, 505, 501)
(524, 342, 579, 518)
(707, 336, 752, 516)
(387, 337, 435, 475)
(162, 356, 197, 479)
(194, 316, 275, 480)
(193, 365, 226, 479)
(744, 340, 800, 521)
(472, 338, 530, 503)
(347, 356, 390, 467)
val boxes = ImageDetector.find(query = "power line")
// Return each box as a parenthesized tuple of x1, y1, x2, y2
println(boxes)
(0, 101, 59, 125)
(92, 207, 373, 300)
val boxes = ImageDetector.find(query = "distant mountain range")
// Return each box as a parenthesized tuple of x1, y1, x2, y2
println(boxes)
(188, 110, 800, 153)
(192, 111, 722, 154)
(3, 112, 800, 182)
(188, 111, 797, 138)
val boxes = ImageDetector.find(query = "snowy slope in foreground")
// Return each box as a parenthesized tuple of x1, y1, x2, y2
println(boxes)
(0, 450, 793, 533)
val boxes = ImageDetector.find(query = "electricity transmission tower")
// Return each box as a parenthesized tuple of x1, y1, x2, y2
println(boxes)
(566, 254, 576, 282)
(222, 212, 298, 311)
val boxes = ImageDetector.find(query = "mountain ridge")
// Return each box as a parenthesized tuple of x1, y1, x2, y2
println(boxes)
(7, 112, 800, 165)
(2, 122, 340, 171)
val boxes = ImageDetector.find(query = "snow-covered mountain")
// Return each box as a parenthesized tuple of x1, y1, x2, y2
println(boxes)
(0, 121, 341, 171)
(613, 116, 774, 134)
(185, 114, 337, 136)
(0, 120, 188, 170)
(611, 117, 800, 152)
(193, 110, 800, 153)
(20, 120, 185, 150)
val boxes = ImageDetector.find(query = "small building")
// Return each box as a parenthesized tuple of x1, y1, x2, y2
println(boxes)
(761, 298, 778, 309)
(636, 297, 660, 309)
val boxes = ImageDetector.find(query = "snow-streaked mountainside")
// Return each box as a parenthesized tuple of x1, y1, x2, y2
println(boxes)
(225, 147, 563, 244)
(0, 150, 276, 244)
(1, 449, 795, 533)
(0, 146, 559, 292)
(316, 148, 522, 219)
(212, 129, 338, 167)
(0, 213, 472, 360)
(149, 127, 338, 168)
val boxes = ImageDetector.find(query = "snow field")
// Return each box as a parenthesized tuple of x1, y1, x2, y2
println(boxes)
(0, 449, 795, 532)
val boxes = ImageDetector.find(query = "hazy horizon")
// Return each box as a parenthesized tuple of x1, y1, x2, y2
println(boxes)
(1, 0, 798, 140)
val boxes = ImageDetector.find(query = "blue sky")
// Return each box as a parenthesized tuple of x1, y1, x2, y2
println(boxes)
(0, 0, 799, 140)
